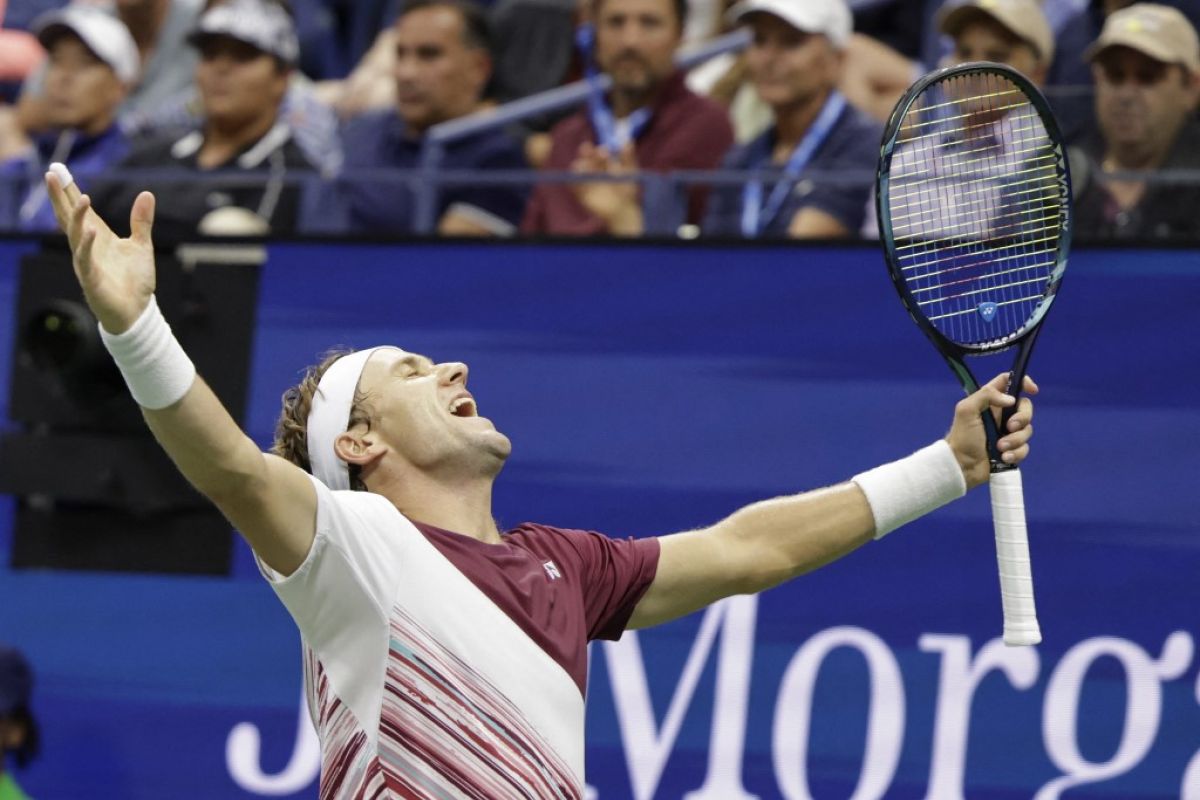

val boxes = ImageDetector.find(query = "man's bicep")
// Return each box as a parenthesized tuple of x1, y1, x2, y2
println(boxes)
(627, 527, 752, 629)
(218, 453, 318, 578)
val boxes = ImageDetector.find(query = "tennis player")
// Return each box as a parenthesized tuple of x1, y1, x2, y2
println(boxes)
(43, 164, 1035, 799)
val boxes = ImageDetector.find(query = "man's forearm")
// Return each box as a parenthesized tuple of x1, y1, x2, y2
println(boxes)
(714, 483, 876, 594)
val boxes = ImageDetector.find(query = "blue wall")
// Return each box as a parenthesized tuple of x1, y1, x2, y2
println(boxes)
(0, 239, 1197, 798)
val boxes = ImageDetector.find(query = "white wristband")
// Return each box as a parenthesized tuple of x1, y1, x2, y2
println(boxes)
(98, 296, 197, 410)
(852, 440, 967, 539)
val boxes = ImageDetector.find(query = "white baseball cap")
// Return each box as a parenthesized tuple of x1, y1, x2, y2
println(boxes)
(728, 0, 854, 50)
(33, 4, 139, 85)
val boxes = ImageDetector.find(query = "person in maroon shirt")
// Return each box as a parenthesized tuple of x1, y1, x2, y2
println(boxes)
(521, 0, 734, 236)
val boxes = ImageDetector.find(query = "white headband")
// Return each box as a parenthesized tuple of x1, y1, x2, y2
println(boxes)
(306, 347, 389, 491)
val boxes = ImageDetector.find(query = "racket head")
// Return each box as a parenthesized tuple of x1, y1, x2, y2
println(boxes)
(876, 62, 1071, 358)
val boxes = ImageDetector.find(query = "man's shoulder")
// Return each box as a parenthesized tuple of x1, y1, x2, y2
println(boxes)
(833, 103, 883, 146)
(661, 80, 730, 123)
(1168, 120, 1200, 167)
(450, 125, 529, 169)
(816, 102, 883, 163)
(545, 110, 592, 150)
(340, 109, 402, 157)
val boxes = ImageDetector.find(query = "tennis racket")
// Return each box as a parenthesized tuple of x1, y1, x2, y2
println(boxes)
(876, 63, 1071, 646)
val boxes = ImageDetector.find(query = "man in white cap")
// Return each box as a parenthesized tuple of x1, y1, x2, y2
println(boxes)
(0, 5, 138, 232)
(701, 0, 883, 238)
(41, 163, 1038, 796)
(1074, 2, 1200, 239)
(92, 0, 315, 238)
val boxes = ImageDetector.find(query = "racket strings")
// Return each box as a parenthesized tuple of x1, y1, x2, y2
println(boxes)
(884, 70, 1066, 345)
(889, 123, 1055, 183)
(887, 148, 1056, 202)
(889, 178, 1060, 230)
(906, 243, 1058, 285)
(893, 208, 1063, 253)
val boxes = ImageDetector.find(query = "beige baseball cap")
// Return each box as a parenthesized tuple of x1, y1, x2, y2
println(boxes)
(1084, 3, 1200, 73)
(937, 0, 1055, 64)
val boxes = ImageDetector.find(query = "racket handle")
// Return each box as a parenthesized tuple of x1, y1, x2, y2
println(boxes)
(989, 469, 1042, 646)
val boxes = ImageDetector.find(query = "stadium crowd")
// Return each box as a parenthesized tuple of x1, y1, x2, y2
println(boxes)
(0, 0, 1196, 241)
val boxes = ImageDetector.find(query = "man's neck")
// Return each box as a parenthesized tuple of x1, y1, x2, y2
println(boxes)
(199, 114, 278, 169)
(772, 88, 833, 162)
(120, 0, 170, 56)
(372, 471, 503, 545)
(610, 78, 669, 118)
(1104, 142, 1171, 173)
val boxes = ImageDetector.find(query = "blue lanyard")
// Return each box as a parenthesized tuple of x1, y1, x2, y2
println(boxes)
(575, 23, 653, 153)
(741, 91, 846, 238)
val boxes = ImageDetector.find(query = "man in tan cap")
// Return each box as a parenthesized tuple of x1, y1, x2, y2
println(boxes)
(1074, 2, 1200, 239)
(937, 0, 1054, 85)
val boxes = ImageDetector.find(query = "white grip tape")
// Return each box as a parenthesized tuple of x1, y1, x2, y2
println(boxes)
(98, 296, 196, 410)
(990, 468, 1042, 646)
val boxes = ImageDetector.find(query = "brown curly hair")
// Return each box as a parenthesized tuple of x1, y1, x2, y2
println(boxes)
(272, 349, 374, 491)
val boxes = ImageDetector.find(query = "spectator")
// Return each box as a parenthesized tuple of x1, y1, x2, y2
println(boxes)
(0, 6, 137, 232)
(0, 646, 38, 800)
(702, 0, 882, 238)
(329, 0, 529, 236)
(93, 0, 315, 238)
(1072, 3, 1200, 239)
(937, 0, 1054, 84)
(521, 0, 734, 236)
(871, 0, 1061, 242)
(17, 0, 204, 135)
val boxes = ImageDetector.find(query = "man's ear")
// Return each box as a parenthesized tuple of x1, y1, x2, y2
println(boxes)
(334, 429, 386, 468)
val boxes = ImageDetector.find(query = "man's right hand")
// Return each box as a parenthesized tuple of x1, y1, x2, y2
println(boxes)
(45, 167, 157, 335)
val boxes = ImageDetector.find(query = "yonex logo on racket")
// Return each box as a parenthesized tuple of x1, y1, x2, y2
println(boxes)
(978, 302, 999, 323)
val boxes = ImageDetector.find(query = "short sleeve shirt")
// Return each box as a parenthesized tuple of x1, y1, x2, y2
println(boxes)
(258, 476, 659, 799)
(90, 123, 315, 240)
(335, 109, 530, 235)
(702, 101, 881, 238)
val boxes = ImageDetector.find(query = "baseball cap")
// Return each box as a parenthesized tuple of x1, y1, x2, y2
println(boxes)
(187, 0, 299, 66)
(1084, 3, 1200, 73)
(32, 4, 140, 84)
(937, 0, 1055, 64)
(728, 0, 853, 50)
(0, 646, 33, 717)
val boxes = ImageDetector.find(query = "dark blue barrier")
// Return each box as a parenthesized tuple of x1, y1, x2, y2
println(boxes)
(1, 239, 1197, 799)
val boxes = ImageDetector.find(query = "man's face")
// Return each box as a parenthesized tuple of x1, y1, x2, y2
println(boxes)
(43, 34, 126, 134)
(594, 0, 681, 99)
(393, 7, 490, 133)
(744, 14, 841, 110)
(952, 17, 1044, 84)
(195, 36, 288, 129)
(1093, 47, 1199, 158)
(353, 348, 511, 477)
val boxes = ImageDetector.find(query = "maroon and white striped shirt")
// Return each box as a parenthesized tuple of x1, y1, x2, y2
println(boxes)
(258, 476, 660, 798)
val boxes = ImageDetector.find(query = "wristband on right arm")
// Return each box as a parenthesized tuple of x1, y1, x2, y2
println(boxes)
(851, 440, 967, 539)
(98, 296, 197, 410)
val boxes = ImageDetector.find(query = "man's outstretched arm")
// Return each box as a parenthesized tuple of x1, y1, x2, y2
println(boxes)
(628, 374, 1037, 629)
(45, 168, 317, 575)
